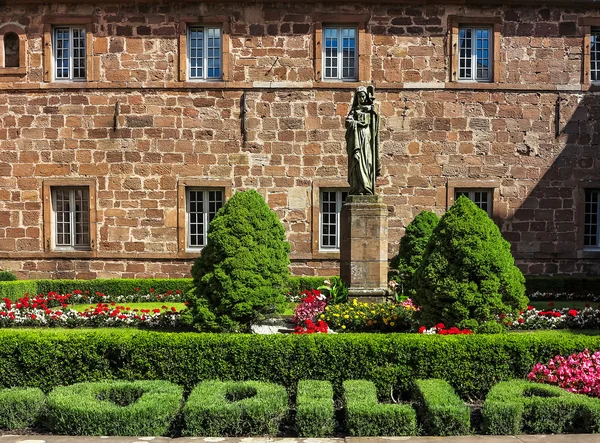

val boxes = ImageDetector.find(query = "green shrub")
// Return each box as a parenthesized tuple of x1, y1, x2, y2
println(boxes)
(482, 379, 600, 434)
(182, 380, 288, 436)
(0, 270, 17, 282)
(413, 379, 470, 436)
(394, 211, 439, 296)
(296, 380, 335, 437)
(4, 329, 600, 400)
(46, 380, 183, 436)
(188, 190, 290, 332)
(0, 387, 45, 429)
(343, 380, 417, 436)
(0, 280, 38, 301)
(413, 196, 528, 329)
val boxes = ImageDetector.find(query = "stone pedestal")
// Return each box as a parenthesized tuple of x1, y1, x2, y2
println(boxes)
(340, 195, 389, 300)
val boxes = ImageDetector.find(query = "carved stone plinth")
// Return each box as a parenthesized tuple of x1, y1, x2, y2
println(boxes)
(340, 195, 389, 301)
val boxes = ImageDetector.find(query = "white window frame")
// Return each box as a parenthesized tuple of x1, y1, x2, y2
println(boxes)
(186, 188, 224, 250)
(592, 28, 600, 83)
(187, 26, 222, 81)
(322, 26, 358, 81)
(458, 26, 492, 82)
(584, 189, 600, 250)
(319, 189, 348, 251)
(455, 189, 492, 216)
(51, 187, 90, 251)
(52, 26, 86, 81)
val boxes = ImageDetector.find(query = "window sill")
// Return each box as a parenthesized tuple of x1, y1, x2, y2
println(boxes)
(312, 250, 341, 260)
(43, 250, 97, 258)
(0, 67, 26, 75)
(579, 249, 600, 259)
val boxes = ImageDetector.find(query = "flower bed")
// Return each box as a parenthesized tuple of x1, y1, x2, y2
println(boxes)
(0, 294, 181, 329)
(504, 304, 600, 330)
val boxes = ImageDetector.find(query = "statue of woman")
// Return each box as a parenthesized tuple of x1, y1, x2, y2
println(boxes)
(345, 86, 380, 195)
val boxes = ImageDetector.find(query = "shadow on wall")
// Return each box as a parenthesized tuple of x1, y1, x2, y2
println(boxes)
(503, 90, 600, 275)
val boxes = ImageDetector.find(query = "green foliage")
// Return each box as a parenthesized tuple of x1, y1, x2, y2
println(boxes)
(0, 387, 45, 429)
(413, 196, 528, 329)
(343, 380, 417, 436)
(46, 380, 183, 436)
(0, 281, 38, 301)
(0, 278, 193, 302)
(296, 380, 335, 437)
(182, 380, 288, 436)
(482, 379, 600, 434)
(189, 190, 290, 332)
(395, 211, 439, 296)
(0, 270, 17, 281)
(413, 379, 470, 436)
(4, 329, 600, 400)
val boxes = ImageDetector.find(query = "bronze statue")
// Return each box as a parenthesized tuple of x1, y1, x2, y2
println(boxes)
(345, 86, 380, 195)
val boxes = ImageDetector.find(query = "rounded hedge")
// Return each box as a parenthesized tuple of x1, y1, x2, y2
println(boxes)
(412, 196, 528, 329)
(394, 210, 439, 296)
(46, 380, 183, 436)
(188, 190, 290, 332)
(0, 270, 17, 282)
(0, 387, 45, 429)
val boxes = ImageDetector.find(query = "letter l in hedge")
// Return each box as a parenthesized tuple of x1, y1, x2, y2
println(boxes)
(344, 380, 417, 436)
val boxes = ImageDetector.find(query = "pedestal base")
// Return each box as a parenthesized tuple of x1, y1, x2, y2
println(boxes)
(340, 195, 389, 299)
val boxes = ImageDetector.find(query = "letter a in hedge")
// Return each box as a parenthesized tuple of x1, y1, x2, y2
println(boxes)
(483, 379, 600, 435)
(343, 380, 417, 436)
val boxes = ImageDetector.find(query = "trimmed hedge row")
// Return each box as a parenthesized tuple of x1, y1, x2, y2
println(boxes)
(0, 278, 193, 300)
(3, 329, 600, 400)
(483, 380, 600, 434)
(0, 387, 45, 429)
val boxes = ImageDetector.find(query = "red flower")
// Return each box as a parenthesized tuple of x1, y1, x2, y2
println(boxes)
(554, 312, 562, 318)
(134, 287, 139, 291)
(153, 309, 160, 314)
(435, 323, 445, 330)
(30, 314, 37, 320)
(527, 306, 534, 311)
(568, 309, 578, 317)
(149, 288, 154, 293)
(171, 306, 177, 312)
(176, 290, 182, 295)
(418, 326, 426, 334)
(518, 318, 524, 324)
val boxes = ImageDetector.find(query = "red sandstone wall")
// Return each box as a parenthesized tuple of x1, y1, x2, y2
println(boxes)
(0, 2, 598, 278)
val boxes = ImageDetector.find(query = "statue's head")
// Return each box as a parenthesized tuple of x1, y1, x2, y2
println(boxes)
(355, 86, 369, 106)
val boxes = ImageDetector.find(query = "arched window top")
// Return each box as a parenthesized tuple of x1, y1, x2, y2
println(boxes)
(0, 24, 26, 74)
(4, 32, 19, 67)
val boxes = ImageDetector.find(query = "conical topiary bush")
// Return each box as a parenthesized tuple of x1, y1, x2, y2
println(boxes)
(394, 210, 439, 297)
(412, 196, 527, 330)
(186, 189, 290, 332)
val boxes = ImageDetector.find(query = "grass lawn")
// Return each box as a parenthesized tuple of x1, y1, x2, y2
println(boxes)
(529, 300, 596, 310)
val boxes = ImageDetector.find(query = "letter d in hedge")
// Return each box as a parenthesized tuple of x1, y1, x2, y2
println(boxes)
(344, 380, 417, 436)
(183, 380, 288, 436)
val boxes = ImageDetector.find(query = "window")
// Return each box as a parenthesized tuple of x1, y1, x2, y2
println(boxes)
(187, 26, 221, 80)
(53, 27, 86, 81)
(585, 189, 600, 248)
(458, 26, 492, 82)
(322, 26, 357, 81)
(455, 189, 492, 215)
(51, 187, 90, 250)
(592, 28, 600, 82)
(320, 189, 348, 250)
(186, 188, 224, 249)
(3, 32, 18, 68)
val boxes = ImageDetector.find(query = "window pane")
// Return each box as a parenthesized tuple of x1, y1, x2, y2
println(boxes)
(320, 190, 348, 249)
(53, 187, 90, 249)
(187, 189, 224, 248)
(585, 189, 599, 247)
(4, 32, 19, 68)
(593, 29, 600, 82)
(458, 27, 472, 80)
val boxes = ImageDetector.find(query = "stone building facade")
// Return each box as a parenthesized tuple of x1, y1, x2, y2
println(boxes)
(0, 0, 599, 279)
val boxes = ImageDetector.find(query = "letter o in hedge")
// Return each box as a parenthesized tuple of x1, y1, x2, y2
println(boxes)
(183, 380, 289, 436)
(46, 380, 183, 436)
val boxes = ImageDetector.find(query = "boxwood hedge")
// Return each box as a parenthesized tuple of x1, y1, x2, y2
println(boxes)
(2, 329, 599, 401)
(296, 380, 335, 437)
(0, 387, 45, 429)
(46, 380, 183, 436)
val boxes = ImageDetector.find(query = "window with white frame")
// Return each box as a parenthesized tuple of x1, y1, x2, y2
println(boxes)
(320, 189, 349, 250)
(455, 189, 492, 215)
(187, 26, 222, 80)
(53, 27, 86, 81)
(323, 26, 357, 81)
(458, 26, 492, 82)
(186, 188, 224, 249)
(585, 189, 600, 248)
(591, 28, 600, 82)
(51, 187, 90, 250)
